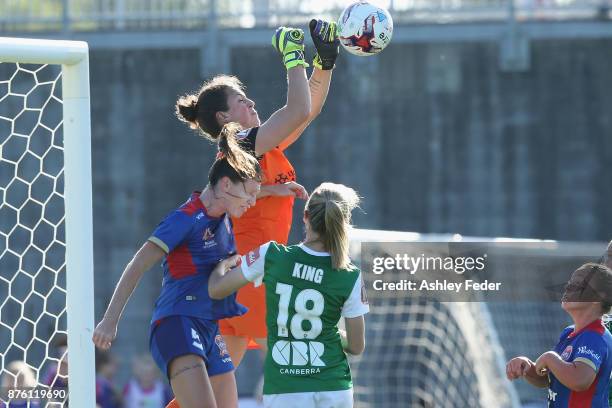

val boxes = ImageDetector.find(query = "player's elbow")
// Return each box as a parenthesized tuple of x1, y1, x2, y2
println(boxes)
(208, 285, 225, 300)
(345, 338, 365, 355)
(570, 378, 594, 392)
(310, 103, 323, 119)
(293, 105, 310, 126)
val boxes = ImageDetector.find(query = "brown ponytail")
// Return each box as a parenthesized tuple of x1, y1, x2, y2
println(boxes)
(175, 75, 245, 139)
(209, 123, 261, 186)
(306, 183, 360, 270)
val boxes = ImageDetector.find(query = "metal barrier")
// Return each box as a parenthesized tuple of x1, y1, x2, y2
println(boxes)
(0, 0, 609, 32)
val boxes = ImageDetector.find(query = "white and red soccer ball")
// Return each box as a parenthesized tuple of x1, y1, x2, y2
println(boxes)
(337, 1, 393, 56)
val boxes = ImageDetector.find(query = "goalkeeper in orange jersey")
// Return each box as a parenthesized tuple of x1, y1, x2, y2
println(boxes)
(166, 18, 340, 408)
(174, 18, 339, 365)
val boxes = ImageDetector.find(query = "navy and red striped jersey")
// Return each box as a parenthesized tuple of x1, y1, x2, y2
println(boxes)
(548, 319, 612, 407)
(148, 192, 247, 322)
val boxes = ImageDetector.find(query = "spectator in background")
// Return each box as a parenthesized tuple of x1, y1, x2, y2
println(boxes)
(95, 349, 122, 408)
(41, 333, 68, 406)
(123, 354, 172, 408)
(0, 360, 41, 408)
(42, 333, 68, 397)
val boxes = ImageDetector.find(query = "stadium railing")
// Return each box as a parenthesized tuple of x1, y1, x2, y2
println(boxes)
(0, 0, 610, 32)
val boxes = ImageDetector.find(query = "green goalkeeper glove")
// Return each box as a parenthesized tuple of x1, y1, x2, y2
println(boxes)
(272, 27, 309, 70)
(310, 19, 340, 70)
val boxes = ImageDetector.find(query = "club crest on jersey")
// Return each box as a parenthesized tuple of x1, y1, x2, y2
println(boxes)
(561, 345, 573, 360)
(215, 335, 230, 357)
(247, 247, 260, 266)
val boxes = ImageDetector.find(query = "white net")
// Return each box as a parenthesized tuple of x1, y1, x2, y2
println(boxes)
(347, 229, 520, 408)
(348, 228, 608, 408)
(0, 62, 69, 405)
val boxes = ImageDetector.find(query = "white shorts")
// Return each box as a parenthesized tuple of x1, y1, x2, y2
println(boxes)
(263, 389, 353, 408)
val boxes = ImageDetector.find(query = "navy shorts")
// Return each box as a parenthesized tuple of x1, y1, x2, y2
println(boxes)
(149, 315, 234, 379)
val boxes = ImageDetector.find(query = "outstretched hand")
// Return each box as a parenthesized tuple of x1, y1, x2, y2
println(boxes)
(267, 181, 309, 200)
(506, 356, 534, 380)
(272, 27, 308, 69)
(309, 19, 340, 70)
(92, 317, 118, 350)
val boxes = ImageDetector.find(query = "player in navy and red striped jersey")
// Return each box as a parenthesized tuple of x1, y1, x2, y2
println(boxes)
(506, 254, 612, 408)
(92, 126, 262, 408)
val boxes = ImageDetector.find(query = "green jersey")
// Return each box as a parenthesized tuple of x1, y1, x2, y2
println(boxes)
(241, 242, 369, 395)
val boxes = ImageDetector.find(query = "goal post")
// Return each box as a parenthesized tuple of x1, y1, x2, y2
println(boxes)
(0, 37, 94, 406)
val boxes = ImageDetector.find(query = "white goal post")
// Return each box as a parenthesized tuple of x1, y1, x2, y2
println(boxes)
(0, 37, 94, 406)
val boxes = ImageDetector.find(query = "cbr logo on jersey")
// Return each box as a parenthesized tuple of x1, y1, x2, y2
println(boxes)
(561, 345, 573, 360)
(191, 328, 204, 351)
(272, 340, 326, 367)
(247, 247, 260, 266)
(215, 335, 229, 357)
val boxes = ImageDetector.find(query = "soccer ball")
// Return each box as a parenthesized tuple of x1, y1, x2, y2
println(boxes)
(337, 1, 393, 56)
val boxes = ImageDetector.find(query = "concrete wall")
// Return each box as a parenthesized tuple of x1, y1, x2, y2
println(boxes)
(85, 32, 612, 392)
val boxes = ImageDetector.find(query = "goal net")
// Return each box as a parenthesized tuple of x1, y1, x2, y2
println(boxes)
(0, 37, 94, 407)
(348, 228, 607, 408)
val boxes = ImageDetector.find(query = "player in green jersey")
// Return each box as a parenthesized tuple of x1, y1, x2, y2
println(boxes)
(208, 182, 368, 408)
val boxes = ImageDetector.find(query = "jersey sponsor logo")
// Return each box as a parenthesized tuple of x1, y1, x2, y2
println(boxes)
(547, 389, 557, 401)
(191, 328, 204, 351)
(577, 346, 601, 361)
(203, 228, 214, 241)
(271, 340, 326, 367)
(215, 334, 230, 357)
(292, 262, 324, 284)
(247, 247, 260, 266)
(561, 345, 573, 360)
(279, 367, 322, 376)
(203, 228, 217, 249)
(274, 169, 296, 184)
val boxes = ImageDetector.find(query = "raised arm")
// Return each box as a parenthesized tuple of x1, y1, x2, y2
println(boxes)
(278, 19, 339, 151)
(92, 241, 165, 350)
(255, 27, 311, 156)
(278, 68, 332, 151)
(208, 255, 249, 300)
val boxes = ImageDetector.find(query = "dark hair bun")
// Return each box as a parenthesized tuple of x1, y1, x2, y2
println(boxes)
(175, 95, 199, 125)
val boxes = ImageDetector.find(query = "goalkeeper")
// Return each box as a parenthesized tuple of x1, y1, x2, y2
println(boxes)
(208, 182, 369, 408)
(174, 19, 340, 366)
(506, 240, 612, 408)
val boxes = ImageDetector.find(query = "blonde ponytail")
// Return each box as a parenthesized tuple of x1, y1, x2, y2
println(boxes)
(306, 183, 360, 269)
